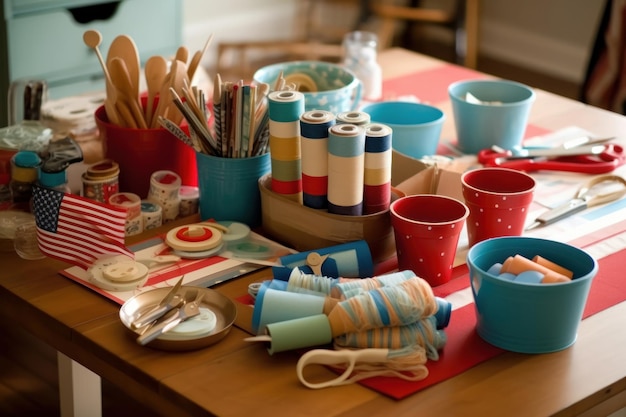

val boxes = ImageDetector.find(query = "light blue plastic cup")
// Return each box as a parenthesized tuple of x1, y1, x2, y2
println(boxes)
(448, 79, 535, 154)
(196, 152, 270, 227)
(361, 101, 445, 158)
(467, 236, 598, 353)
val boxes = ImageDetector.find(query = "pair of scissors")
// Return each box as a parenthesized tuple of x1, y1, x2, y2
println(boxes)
(477, 143, 625, 174)
(526, 175, 626, 230)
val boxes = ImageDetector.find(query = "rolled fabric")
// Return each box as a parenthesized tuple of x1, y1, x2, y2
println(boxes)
(327, 123, 365, 215)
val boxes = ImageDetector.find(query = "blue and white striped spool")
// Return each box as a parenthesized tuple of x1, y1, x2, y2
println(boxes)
(327, 123, 365, 216)
(300, 110, 336, 209)
(268, 90, 305, 203)
(336, 111, 371, 126)
(363, 123, 393, 214)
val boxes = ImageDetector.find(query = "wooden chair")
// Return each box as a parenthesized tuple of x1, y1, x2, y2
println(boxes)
(369, 0, 480, 68)
(216, 0, 363, 81)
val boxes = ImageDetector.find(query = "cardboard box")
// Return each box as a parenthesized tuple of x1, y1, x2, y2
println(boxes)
(259, 150, 474, 263)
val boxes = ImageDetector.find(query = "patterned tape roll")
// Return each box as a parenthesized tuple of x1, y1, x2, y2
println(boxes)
(268, 90, 305, 203)
(300, 110, 335, 209)
(141, 200, 163, 231)
(336, 111, 371, 126)
(148, 170, 181, 222)
(178, 185, 199, 217)
(82, 159, 120, 204)
(364, 123, 392, 214)
(109, 192, 141, 220)
(327, 124, 365, 216)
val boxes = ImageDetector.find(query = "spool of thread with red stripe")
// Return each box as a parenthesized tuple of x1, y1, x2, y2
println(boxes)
(327, 124, 365, 216)
(268, 91, 305, 203)
(363, 123, 392, 214)
(300, 110, 336, 209)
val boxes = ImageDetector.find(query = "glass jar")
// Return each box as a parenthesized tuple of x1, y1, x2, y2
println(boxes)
(342, 31, 382, 101)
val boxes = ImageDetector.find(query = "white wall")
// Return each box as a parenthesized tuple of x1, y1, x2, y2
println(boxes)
(182, 0, 607, 84)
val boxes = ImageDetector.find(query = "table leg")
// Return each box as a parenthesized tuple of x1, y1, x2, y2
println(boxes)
(57, 352, 102, 417)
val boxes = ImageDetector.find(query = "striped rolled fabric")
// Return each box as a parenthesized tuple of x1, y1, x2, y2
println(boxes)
(300, 110, 336, 209)
(268, 90, 305, 203)
(327, 123, 365, 216)
(363, 123, 393, 214)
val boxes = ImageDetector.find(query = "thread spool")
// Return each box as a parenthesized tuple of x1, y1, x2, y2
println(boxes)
(268, 90, 305, 203)
(81, 159, 119, 203)
(327, 123, 365, 216)
(363, 123, 392, 214)
(148, 170, 181, 222)
(336, 111, 371, 126)
(300, 110, 335, 209)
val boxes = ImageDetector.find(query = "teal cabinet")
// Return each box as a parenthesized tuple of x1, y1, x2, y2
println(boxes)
(1, 0, 182, 127)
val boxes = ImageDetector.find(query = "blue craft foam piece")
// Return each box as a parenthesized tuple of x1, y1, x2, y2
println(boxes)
(515, 270, 544, 284)
(498, 272, 517, 281)
(487, 262, 503, 275)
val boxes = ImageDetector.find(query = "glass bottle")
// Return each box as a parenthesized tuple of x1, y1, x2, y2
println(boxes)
(342, 31, 383, 101)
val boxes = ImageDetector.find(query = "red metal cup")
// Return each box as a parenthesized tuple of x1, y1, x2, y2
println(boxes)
(461, 167, 535, 247)
(390, 194, 469, 287)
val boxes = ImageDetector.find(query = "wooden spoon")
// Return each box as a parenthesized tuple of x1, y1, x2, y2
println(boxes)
(83, 29, 121, 125)
(144, 55, 167, 127)
(187, 34, 214, 81)
(151, 59, 189, 128)
(109, 57, 147, 128)
(174, 46, 189, 65)
(107, 35, 141, 110)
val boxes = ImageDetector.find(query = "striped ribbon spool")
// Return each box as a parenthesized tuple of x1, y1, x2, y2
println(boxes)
(268, 90, 305, 203)
(336, 111, 371, 126)
(363, 123, 393, 214)
(327, 123, 365, 216)
(300, 110, 336, 209)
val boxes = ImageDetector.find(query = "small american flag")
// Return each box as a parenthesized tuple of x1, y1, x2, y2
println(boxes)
(32, 185, 133, 270)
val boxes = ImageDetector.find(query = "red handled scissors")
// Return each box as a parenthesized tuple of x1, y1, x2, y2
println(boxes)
(477, 143, 625, 174)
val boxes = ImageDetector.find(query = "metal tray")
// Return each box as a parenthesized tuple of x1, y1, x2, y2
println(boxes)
(119, 286, 237, 351)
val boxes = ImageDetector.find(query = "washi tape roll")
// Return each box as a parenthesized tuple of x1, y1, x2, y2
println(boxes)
(268, 90, 305, 203)
(327, 124, 365, 216)
(300, 110, 335, 209)
(82, 159, 120, 203)
(109, 192, 141, 220)
(148, 170, 181, 222)
(178, 185, 199, 217)
(125, 214, 143, 237)
(141, 200, 163, 231)
(336, 111, 371, 126)
(363, 123, 392, 214)
(165, 224, 223, 252)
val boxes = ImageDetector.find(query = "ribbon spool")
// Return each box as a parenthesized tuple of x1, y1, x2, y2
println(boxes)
(165, 224, 224, 252)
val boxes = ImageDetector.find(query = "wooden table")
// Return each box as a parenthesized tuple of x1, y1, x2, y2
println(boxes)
(3, 48, 626, 417)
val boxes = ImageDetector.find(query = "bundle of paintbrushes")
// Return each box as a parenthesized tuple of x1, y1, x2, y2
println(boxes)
(211, 74, 272, 158)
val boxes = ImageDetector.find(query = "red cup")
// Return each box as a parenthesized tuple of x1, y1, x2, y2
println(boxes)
(390, 194, 469, 287)
(461, 167, 535, 247)
(94, 104, 198, 198)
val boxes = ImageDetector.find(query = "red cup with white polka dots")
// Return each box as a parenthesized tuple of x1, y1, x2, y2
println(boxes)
(390, 194, 469, 287)
(461, 167, 535, 248)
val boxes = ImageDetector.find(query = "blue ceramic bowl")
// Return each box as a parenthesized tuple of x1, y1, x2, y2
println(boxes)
(467, 236, 597, 353)
(253, 61, 362, 114)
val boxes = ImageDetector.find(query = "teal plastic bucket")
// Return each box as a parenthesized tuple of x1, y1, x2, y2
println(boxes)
(196, 152, 270, 227)
(467, 236, 598, 353)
